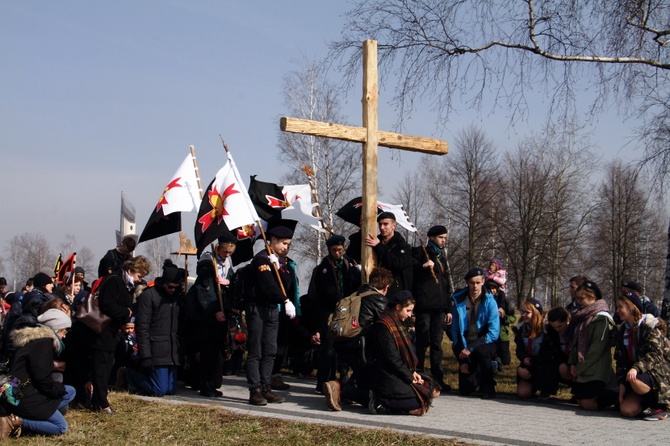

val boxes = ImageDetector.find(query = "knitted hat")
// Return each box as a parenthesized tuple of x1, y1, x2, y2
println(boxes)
(621, 291, 643, 314)
(484, 280, 499, 290)
(326, 234, 346, 247)
(33, 272, 53, 289)
(427, 225, 447, 237)
(489, 258, 503, 269)
(37, 309, 72, 331)
(464, 268, 486, 281)
(161, 259, 181, 284)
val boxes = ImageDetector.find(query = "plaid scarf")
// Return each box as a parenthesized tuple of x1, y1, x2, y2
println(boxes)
(570, 299, 610, 363)
(378, 308, 418, 371)
(378, 308, 437, 412)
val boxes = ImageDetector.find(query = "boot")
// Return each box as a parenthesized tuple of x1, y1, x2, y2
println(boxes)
(270, 374, 290, 390)
(262, 385, 285, 404)
(249, 387, 268, 406)
(0, 414, 22, 439)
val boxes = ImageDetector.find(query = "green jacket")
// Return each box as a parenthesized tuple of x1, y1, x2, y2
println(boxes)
(569, 313, 615, 384)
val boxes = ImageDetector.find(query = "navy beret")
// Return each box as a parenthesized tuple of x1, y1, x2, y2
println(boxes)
(464, 268, 486, 280)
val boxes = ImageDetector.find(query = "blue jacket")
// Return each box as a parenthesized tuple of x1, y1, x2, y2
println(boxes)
(451, 288, 500, 353)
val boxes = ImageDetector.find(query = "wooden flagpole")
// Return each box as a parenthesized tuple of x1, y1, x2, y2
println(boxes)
(219, 136, 288, 299)
(191, 145, 226, 315)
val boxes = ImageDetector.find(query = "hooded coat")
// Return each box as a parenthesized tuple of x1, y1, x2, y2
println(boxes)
(614, 314, 670, 405)
(8, 325, 66, 420)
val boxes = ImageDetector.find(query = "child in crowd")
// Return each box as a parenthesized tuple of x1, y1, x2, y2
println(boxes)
(513, 298, 545, 399)
(613, 291, 670, 421)
(113, 319, 139, 383)
(486, 259, 506, 292)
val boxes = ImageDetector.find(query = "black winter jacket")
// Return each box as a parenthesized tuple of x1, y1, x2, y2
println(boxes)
(136, 283, 180, 366)
(411, 245, 452, 312)
(372, 232, 415, 296)
(9, 326, 66, 420)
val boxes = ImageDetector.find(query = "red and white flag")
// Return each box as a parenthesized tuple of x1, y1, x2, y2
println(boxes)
(158, 153, 201, 215)
(195, 152, 259, 253)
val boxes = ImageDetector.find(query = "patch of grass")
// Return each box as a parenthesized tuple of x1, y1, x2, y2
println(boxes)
(12, 393, 472, 446)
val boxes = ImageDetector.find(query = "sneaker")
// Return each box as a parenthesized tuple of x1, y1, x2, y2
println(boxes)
(270, 374, 291, 391)
(491, 359, 503, 374)
(262, 387, 285, 404)
(368, 391, 388, 414)
(323, 381, 342, 411)
(643, 409, 668, 421)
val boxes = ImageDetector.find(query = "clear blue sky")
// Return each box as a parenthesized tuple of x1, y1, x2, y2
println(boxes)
(0, 1, 638, 272)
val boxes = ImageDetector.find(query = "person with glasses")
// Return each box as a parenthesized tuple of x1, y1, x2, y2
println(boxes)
(567, 280, 616, 411)
(613, 291, 670, 421)
(118, 259, 183, 397)
(451, 268, 500, 399)
(513, 298, 545, 399)
(69, 255, 150, 414)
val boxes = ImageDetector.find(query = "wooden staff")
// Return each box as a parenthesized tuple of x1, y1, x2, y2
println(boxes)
(191, 144, 226, 315)
(419, 237, 439, 284)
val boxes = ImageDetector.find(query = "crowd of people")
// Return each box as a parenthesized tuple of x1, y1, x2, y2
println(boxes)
(0, 212, 669, 438)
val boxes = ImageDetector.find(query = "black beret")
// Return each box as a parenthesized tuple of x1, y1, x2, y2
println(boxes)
(268, 226, 294, 239)
(526, 298, 543, 314)
(388, 290, 414, 307)
(622, 280, 643, 294)
(582, 280, 603, 300)
(621, 291, 643, 313)
(427, 225, 447, 237)
(217, 231, 237, 245)
(377, 212, 396, 222)
(326, 234, 346, 247)
(464, 268, 486, 280)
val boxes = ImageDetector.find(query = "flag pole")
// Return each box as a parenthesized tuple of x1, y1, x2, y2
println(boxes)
(300, 165, 333, 239)
(220, 136, 288, 299)
(418, 237, 439, 284)
(191, 145, 226, 316)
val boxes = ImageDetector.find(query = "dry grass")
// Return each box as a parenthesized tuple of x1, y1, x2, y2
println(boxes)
(11, 393, 472, 446)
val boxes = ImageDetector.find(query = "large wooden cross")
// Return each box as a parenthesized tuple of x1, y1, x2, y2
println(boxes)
(280, 40, 448, 280)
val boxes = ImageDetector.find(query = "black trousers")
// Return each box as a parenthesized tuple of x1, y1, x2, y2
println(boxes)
(245, 303, 279, 389)
(458, 342, 497, 395)
(414, 309, 445, 382)
(91, 349, 115, 410)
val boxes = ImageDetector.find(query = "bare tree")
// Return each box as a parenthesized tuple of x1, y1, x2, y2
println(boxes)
(392, 171, 429, 246)
(277, 57, 361, 267)
(139, 237, 174, 281)
(7, 233, 53, 286)
(445, 125, 498, 269)
(331, 0, 670, 179)
(589, 161, 658, 299)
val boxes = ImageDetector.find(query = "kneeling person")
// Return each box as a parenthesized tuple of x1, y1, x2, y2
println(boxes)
(451, 268, 500, 399)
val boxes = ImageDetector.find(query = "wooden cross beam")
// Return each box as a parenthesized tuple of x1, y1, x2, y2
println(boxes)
(280, 40, 448, 280)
